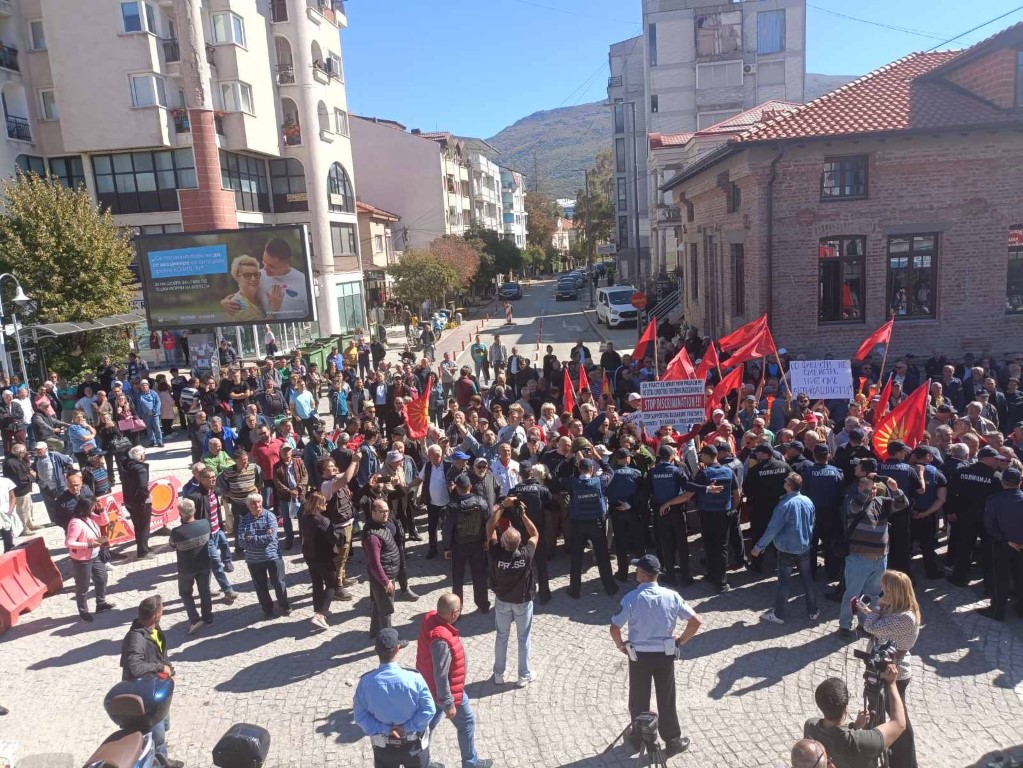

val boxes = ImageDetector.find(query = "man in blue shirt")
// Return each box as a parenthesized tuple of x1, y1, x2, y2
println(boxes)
(800, 444, 845, 583)
(610, 554, 702, 758)
(354, 628, 437, 768)
(752, 472, 819, 625)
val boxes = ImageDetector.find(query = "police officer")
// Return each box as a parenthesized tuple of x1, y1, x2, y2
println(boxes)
(649, 445, 697, 586)
(716, 441, 749, 570)
(506, 463, 554, 603)
(441, 474, 491, 613)
(908, 446, 947, 580)
(948, 446, 1003, 588)
(744, 444, 791, 574)
(981, 467, 1023, 621)
(565, 452, 619, 598)
(783, 441, 814, 475)
(800, 444, 845, 582)
(833, 428, 874, 487)
(606, 448, 645, 583)
(876, 440, 924, 576)
(354, 628, 437, 768)
(609, 554, 702, 758)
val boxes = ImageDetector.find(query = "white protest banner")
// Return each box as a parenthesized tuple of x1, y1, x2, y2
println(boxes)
(639, 380, 706, 430)
(788, 359, 854, 400)
(622, 410, 645, 427)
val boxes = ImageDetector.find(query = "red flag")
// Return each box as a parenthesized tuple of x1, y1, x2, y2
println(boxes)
(562, 371, 576, 415)
(601, 372, 614, 402)
(872, 382, 928, 460)
(578, 364, 591, 394)
(695, 342, 720, 381)
(662, 347, 696, 381)
(402, 375, 433, 440)
(724, 325, 777, 368)
(854, 318, 894, 361)
(705, 364, 744, 419)
(632, 319, 657, 362)
(873, 374, 893, 427)
(718, 314, 768, 353)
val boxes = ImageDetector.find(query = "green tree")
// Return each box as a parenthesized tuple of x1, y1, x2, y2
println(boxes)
(525, 191, 559, 250)
(574, 149, 614, 247)
(465, 226, 522, 280)
(386, 250, 461, 309)
(0, 172, 134, 380)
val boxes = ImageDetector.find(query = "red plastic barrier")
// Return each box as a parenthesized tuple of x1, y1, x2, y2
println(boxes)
(18, 536, 62, 595)
(0, 546, 48, 633)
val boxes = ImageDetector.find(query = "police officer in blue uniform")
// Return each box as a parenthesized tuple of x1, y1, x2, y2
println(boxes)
(981, 467, 1023, 621)
(908, 446, 947, 579)
(354, 628, 437, 768)
(800, 444, 845, 582)
(948, 445, 1003, 588)
(610, 554, 702, 758)
(606, 448, 645, 583)
(876, 440, 924, 575)
(565, 452, 619, 598)
(649, 445, 699, 586)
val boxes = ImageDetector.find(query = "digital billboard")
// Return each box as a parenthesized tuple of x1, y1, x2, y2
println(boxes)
(136, 225, 315, 329)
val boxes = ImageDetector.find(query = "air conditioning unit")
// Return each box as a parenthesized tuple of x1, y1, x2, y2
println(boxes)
(743, 63, 756, 76)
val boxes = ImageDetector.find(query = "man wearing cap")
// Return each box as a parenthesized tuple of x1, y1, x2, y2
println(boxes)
(354, 628, 437, 768)
(442, 474, 492, 614)
(648, 445, 699, 587)
(381, 448, 420, 542)
(800, 444, 845, 584)
(609, 554, 702, 758)
(876, 441, 925, 576)
(624, 391, 643, 414)
(744, 444, 792, 575)
(833, 428, 875, 488)
(564, 450, 620, 599)
(907, 446, 947, 580)
(981, 467, 1023, 621)
(303, 420, 336, 489)
(783, 441, 813, 475)
(505, 463, 553, 602)
(606, 448, 645, 583)
(947, 445, 1004, 589)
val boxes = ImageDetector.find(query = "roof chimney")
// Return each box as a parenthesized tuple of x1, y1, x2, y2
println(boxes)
(411, 128, 421, 135)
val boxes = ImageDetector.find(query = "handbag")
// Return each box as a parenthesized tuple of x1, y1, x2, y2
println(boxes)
(109, 436, 133, 454)
(118, 417, 145, 433)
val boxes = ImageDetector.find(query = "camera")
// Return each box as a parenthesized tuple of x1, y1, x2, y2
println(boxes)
(854, 639, 897, 670)
(631, 712, 660, 746)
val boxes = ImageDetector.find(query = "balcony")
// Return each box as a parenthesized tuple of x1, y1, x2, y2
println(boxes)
(282, 120, 301, 146)
(162, 38, 180, 63)
(276, 64, 295, 85)
(6, 114, 30, 141)
(608, 75, 622, 88)
(270, 0, 288, 22)
(0, 45, 19, 73)
(172, 110, 225, 136)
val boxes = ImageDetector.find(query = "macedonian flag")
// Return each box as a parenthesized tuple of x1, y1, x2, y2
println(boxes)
(402, 375, 433, 440)
(872, 381, 928, 460)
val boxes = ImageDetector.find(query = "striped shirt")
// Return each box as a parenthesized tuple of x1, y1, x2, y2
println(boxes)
(221, 465, 258, 504)
(844, 490, 908, 558)
(236, 510, 280, 563)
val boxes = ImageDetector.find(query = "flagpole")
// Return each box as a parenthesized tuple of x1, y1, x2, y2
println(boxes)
(877, 340, 891, 389)
(655, 335, 660, 379)
(775, 348, 791, 397)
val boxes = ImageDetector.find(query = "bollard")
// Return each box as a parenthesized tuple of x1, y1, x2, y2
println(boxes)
(461, 340, 465, 351)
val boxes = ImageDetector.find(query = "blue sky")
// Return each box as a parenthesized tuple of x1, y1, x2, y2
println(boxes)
(341, 0, 1023, 139)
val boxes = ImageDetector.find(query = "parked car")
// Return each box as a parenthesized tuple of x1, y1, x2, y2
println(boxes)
(498, 282, 522, 300)
(566, 271, 585, 289)
(555, 278, 579, 301)
(595, 285, 639, 327)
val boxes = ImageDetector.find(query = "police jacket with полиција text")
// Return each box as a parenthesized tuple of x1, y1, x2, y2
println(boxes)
(567, 461, 613, 521)
(948, 462, 1001, 519)
(442, 491, 490, 548)
(744, 457, 790, 513)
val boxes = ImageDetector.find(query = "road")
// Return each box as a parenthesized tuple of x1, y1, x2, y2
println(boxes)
(0, 285, 1021, 768)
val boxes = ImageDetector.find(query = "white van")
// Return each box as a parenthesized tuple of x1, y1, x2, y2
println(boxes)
(595, 285, 640, 327)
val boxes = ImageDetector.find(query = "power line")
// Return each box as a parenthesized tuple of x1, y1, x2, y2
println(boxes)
(923, 4, 1023, 51)
(806, 4, 955, 41)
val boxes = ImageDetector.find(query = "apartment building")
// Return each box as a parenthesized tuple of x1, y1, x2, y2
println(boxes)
(470, 151, 502, 232)
(0, 0, 363, 344)
(357, 200, 400, 308)
(608, 0, 806, 282)
(500, 167, 526, 248)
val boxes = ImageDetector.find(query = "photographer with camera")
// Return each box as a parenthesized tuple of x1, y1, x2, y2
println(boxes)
(855, 570, 921, 768)
(487, 495, 540, 686)
(804, 663, 906, 768)
(609, 554, 703, 758)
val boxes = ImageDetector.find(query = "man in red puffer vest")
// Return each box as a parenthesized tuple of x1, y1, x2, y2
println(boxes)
(416, 593, 493, 768)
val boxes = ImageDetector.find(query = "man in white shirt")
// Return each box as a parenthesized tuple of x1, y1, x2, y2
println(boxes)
(492, 443, 521, 497)
(414, 445, 450, 560)
(489, 335, 507, 373)
(259, 238, 310, 321)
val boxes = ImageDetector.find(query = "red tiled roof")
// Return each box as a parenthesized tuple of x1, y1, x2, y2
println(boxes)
(651, 132, 694, 149)
(650, 100, 798, 149)
(735, 51, 1023, 143)
(357, 201, 401, 220)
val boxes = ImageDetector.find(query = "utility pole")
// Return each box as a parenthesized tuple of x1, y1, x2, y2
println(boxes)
(532, 152, 539, 194)
(629, 101, 643, 341)
(585, 169, 594, 308)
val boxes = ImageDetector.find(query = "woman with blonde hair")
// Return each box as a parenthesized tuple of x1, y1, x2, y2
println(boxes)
(224, 255, 265, 322)
(855, 569, 921, 768)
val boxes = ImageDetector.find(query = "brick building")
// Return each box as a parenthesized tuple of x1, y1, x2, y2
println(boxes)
(659, 23, 1023, 361)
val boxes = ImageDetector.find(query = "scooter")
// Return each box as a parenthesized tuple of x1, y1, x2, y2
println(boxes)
(83, 676, 173, 768)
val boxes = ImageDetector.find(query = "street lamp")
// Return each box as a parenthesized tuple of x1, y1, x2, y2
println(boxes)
(0, 274, 31, 386)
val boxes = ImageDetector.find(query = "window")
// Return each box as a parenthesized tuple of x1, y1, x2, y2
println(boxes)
(335, 280, 365, 334)
(818, 236, 865, 323)
(728, 181, 741, 213)
(731, 244, 745, 315)
(697, 110, 740, 130)
(686, 201, 694, 222)
(220, 82, 254, 114)
(330, 222, 357, 256)
(15, 154, 45, 176)
(1008, 227, 1023, 314)
(821, 155, 867, 200)
(695, 11, 741, 56)
(758, 60, 786, 86)
(28, 20, 45, 51)
(689, 243, 699, 300)
(334, 108, 349, 136)
(220, 150, 270, 212)
(648, 23, 657, 66)
(269, 158, 307, 212)
(615, 138, 626, 173)
(327, 52, 343, 80)
(613, 101, 625, 133)
(211, 12, 246, 46)
(617, 178, 628, 210)
(696, 61, 743, 89)
(121, 1, 142, 32)
(757, 10, 785, 54)
(887, 234, 937, 318)
(39, 89, 57, 120)
(48, 156, 86, 188)
(373, 234, 384, 253)
(618, 216, 629, 247)
(327, 162, 354, 213)
(92, 149, 196, 214)
(650, 95, 659, 114)
(130, 74, 167, 107)
(145, 3, 157, 34)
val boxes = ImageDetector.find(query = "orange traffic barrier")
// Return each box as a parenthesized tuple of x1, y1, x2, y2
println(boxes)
(0, 539, 57, 633)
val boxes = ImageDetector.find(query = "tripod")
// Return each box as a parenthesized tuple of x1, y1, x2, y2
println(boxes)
(604, 719, 669, 768)
(862, 673, 890, 768)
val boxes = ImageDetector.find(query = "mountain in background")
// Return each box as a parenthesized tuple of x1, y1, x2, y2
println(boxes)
(484, 73, 856, 200)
